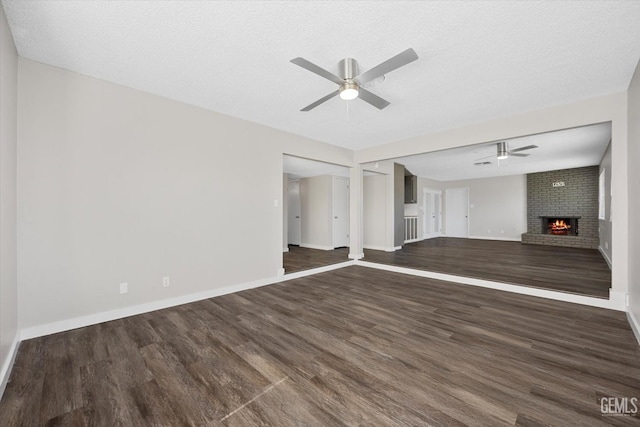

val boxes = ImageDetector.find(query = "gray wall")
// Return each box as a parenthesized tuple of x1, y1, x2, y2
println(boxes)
(599, 142, 612, 264)
(629, 59, 640, 329)
(441, 175, 527, 241)
(526, 166, 599, 244)
(17, 59, 352, 330)
(300, 175, 333, 249)
(363, 174, 387, 249)
(0, 3, 18, 394)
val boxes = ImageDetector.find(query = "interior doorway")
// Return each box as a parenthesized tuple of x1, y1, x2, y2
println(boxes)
(287, 180, 301, 246)
(332, 177, 350, 248)
(423, 188, 442, 238)
(283, 155, 351, 274)
(445, 187, 469, 238)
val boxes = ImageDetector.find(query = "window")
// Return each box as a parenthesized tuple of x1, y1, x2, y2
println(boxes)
(598, 169, 606, 220)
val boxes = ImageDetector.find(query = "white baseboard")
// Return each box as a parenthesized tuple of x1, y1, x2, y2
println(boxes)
(404, 238, 423, 244)
(355, 260, 625, 311)
(0, 333, 20, 400)
(363, 245, 389, 251)
(393, 246, 402, 251)
(422, 234, 441, 240)
(20, 274, 283, 341)
(283, 260, 355, 280)
(348, 252, 364, 260)
(627, 310, 640, 348)
(598, 246, 612, 270)
(282, 247, 289, 253)
(468, 235, 522, 242)
(300, 243, 334, 251)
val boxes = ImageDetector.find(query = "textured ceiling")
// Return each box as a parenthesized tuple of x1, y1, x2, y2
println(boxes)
(2, 1, 640, 150)
(395, 122, 611, 181)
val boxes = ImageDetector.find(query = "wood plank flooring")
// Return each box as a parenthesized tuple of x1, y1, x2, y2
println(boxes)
(363, 237, 612, 298)
(283, 245, 349, 274)
(1, 266, 638, 426)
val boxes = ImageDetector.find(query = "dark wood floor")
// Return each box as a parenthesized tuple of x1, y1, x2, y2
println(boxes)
(1, 266, 638, 426)
(283, 245, 349, 274)
(363, 238, 612, 298)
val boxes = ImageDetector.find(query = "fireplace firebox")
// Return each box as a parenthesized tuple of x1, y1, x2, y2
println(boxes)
(539, 216, 579, 236)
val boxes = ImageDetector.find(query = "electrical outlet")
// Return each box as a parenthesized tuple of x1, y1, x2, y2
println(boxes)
(163, 276, 170, 287)
(120, 282, 128, 294)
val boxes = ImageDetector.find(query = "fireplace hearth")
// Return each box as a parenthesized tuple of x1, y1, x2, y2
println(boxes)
(540, 216, 579, 236)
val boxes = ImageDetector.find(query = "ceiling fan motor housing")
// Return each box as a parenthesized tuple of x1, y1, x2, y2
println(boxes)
(339, 58, 359, 79)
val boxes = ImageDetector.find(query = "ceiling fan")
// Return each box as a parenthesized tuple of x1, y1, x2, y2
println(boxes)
(474, 141, 538, 165)
(290, 48, 419, 111)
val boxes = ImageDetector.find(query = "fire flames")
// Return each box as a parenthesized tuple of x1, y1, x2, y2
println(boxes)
(548, 219, 571, 235)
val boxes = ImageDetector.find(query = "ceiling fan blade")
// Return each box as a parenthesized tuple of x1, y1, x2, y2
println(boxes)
(355, 48, 419, 84)
(508, 152, 530, 157)
(509, 144, 538, 153)
(473, 154, 495, 162)
(358, 87, 390, 110)
(300, 90, 340, 111)
(290, 57, 344, 85)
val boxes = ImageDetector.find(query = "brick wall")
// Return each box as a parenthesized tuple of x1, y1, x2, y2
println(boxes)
(524, 166, 599, 248)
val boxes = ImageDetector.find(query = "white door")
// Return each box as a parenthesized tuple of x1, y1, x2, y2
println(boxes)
(423, 189, 442, 238)
(445, 188, 469, 238)
(287, 180, 301, 245)
(333, 177, 350, 248)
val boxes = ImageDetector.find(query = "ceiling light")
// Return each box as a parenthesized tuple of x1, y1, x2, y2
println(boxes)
(497, 141, 508, 160)
(339, 81, 359, 100)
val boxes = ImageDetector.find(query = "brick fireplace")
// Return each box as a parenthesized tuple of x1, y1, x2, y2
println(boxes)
(521, 166, 598, 249)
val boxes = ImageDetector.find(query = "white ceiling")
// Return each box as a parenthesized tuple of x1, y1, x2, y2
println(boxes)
(395, 122, 611, 181)
(2, 1, 640, 151)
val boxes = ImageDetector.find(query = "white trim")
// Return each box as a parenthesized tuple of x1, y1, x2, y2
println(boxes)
(348, 252, 364, 260)
(20, 275, 282, 341)
(282, 247, 289, 253)
(468, 235, 522, 242)
(404, 237, 423, 244)
(0, 333, 20, 400)
(363, 245, 389, 251)
(283, 260, 355, 280)
(627, 310, 640, 347)
(421, 234, 441, 240)
(18, 260, 357, 342)
(598, 246, 612, 270)
(299, 243, 335, 251)
(355, 260, 625, 311)
(393, 246, 402, 251)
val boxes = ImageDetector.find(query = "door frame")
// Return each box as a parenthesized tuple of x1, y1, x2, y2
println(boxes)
(445, 187, 469, 238)
(423, 188, 442, 239)
(332, 176, 350, 248)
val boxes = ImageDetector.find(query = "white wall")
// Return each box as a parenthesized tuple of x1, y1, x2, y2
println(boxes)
(599, 142, 613, 266)
(354, 92, 629, 302)
(628, 59, 640, 337)
(0, 3, 18, 394)
(440, 175, 527, 241)
(299, 175, 333, 250)
(17, 59, 352, 330)
(363, 174, 387, 250)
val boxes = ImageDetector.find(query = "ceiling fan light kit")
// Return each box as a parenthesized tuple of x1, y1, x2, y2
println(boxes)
(339, 80, 359, 100)
(474, 141, 539, 164)
(291, 48, 419, 111)
(497, 141, 509, 160)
